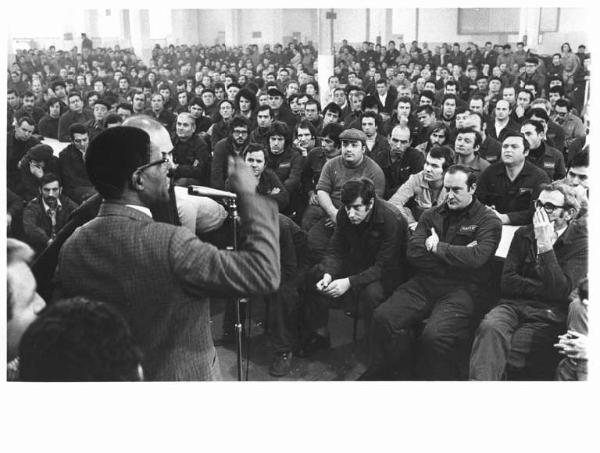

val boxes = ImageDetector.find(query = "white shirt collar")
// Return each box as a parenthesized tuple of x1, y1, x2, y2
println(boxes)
(553, 225, 568, 245)
(126, 204, 153, 218)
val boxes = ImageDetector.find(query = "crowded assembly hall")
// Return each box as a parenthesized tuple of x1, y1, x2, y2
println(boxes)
(6, 7, 591, 382)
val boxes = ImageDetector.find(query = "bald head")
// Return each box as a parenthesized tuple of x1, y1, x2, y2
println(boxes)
(122, 115, 173, 159)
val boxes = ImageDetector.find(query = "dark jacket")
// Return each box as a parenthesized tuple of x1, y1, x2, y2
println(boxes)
(7, 132, 40, 191)
(210, 119, 232, 149)
(210, 137, 250, 190)
(23, 195, 78, 252)
(526, 142, 566, 181)
(407, 198, 502, 285)
(301, 146, 337, 195)
(57, 110, 93, 142)
(144, 109, 176, 132)
(171, 134, 211, 186)
(479, 136, 502, 164)
(257, 169, 289, 212)
(273, 106, 298, 129)
(249, 126, 270, 149)
(58, 144, 97, 204)
(365, 133, 392, 172)
(323, 198, 408, 293)
(475, 160, 550, 225)
(37, 115, 60, 139)
(386, 147, 425, 198)
(266, 146, 304, 195)
(501, 220, 587, 310)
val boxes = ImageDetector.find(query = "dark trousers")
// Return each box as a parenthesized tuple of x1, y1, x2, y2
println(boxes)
(303, 264, 387, 334)
(269, 280, 302, 353)
(469, 301, 565, 380)
(306, 218, 335, 264)
(301, 204, 325, 232)
(368, 276, 478, 380)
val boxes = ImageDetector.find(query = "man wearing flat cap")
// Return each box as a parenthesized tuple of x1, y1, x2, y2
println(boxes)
(307, 128, 386, 263)
(267, 87, 297, 128)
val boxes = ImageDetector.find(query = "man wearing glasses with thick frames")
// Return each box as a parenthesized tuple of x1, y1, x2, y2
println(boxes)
(55, 122, 280, 381)
(470, 181, 587, 380)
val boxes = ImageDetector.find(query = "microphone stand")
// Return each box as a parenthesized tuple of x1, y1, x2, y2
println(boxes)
(223, 196, 245, 382)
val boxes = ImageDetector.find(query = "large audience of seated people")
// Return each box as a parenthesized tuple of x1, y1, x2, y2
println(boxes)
(6, 36, 590, 381)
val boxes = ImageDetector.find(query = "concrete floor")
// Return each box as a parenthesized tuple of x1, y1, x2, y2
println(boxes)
(210, 297, 369, 381)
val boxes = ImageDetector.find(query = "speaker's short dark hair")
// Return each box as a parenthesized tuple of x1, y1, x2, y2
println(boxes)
(85, 126, 152, 199)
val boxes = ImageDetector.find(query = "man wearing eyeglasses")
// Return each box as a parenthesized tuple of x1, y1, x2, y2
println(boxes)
(552, 99, 586, 150)
(55, 125, 280, 381)
(470, 181, 587, 380)
(210, 116, 251, 190)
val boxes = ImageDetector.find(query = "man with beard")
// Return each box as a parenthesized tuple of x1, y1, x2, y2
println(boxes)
(210, 116, 252, 190)
(23, 173, 77, 254)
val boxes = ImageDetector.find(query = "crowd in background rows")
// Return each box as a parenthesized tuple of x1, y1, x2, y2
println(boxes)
(6, 35, 590, 380)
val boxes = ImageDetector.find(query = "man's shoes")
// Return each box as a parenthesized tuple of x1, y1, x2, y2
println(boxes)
(269, 352, 293, 377)
(296, 333, 331, 358)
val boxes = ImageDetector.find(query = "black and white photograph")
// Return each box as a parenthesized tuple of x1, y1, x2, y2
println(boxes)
(2, 1, 596, 451)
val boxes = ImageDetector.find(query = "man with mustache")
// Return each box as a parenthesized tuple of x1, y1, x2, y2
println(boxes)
(22, 173, 77, 254)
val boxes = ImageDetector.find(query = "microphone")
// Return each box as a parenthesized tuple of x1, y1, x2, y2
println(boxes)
(188, 185, 237, 199)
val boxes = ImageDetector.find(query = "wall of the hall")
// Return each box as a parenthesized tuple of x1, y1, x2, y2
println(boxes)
(7, 7, 590, 58)
(539, 8, 589, 52)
